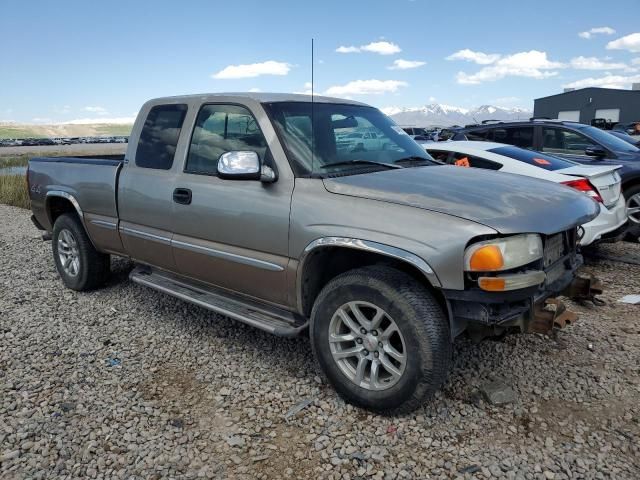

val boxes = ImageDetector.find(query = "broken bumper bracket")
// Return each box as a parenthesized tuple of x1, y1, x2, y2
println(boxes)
(528, 274, 604, 334)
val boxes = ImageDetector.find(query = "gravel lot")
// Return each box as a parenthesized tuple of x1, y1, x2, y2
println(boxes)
(1, 204, 639, 479)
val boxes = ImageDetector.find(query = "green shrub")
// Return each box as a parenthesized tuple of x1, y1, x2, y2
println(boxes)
(0, 174, 30, 209)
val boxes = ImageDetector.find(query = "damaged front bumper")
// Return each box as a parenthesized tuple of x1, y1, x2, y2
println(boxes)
(443, 265, 603, 338)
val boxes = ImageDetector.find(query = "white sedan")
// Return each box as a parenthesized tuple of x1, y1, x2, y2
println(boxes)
(424, 141, 627, 246)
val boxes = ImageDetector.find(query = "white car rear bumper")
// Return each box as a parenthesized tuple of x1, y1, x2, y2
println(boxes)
(579, 196, 628, 246)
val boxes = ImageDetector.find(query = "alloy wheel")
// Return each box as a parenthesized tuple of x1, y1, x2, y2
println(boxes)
(57, 229, 80, 277)
(328, 301, 407, 391)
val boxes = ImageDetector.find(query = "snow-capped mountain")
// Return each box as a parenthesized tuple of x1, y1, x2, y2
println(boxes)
(382, 103, 532, 127)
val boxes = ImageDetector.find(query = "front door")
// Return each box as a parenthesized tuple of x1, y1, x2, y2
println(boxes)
(540, 127, 605, 165)
(170, 103, 293, 307)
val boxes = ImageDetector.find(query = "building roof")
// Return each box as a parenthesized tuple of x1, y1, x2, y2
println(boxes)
(535, 87, 640, 101)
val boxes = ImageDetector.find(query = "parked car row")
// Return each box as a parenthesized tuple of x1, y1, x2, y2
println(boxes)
(27, 93, 607, 414)
(448, 118, 640, 240)
(0, 136, 128, 147)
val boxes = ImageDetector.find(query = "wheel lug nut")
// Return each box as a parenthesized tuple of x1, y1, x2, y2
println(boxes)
(372, 330, 378, 336)
(363, 350, 369, 355)
(356, 338, 363, 344)
(378, 342, 383, 348)
(360, 328, 366, 334)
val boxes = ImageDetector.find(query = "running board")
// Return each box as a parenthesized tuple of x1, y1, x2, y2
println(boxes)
(129, 266, 308, 337)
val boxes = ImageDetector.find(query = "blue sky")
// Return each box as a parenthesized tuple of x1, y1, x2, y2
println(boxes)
(2, 0, 640, 123)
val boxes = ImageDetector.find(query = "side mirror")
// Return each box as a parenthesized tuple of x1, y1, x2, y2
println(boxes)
(584, 146, 607, 158)
(217, 151, 276, 182)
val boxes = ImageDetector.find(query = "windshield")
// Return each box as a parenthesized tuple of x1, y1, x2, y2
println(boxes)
(576, 125, 640, 153)
(264, 102, 434, 175)
(489, 145, 578, 171)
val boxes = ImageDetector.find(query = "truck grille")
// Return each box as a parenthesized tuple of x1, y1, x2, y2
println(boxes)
(543, 229, 576, 285)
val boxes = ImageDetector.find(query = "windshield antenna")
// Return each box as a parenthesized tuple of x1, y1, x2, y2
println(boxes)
(311, 38, 315, 173)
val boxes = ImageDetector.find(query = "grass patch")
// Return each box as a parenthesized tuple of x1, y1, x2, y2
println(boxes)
(0, 174, 29, 209)
(0, 155, 29, 168)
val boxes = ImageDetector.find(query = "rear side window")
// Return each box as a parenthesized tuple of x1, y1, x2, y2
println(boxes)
(135, 104, 188, 169)
(185, 104, 268, 175)
(465, 129, 492, 141)
(450, 152, 502, 170)
(426, 149, 450, 162)
(492, 127, 534, 149)
(489, 145, 578, 171)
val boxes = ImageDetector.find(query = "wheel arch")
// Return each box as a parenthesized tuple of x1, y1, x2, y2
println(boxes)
(296, 237, 442, 317)
(621, 174, 640, 195)
(45, 191, 85, 227)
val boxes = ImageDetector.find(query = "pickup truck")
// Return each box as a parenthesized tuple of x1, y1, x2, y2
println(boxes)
(28, 93, 599, 413)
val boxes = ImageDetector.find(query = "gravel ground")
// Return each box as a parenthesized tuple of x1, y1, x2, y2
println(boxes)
(1, 204, 638, 479)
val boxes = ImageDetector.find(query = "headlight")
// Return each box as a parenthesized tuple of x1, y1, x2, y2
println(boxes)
(464, 234, 543, 272)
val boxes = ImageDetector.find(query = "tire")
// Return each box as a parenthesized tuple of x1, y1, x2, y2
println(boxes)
(624, 184, 640, 242)
(52, 213, 110, 291)
(310, 265, 451, 414)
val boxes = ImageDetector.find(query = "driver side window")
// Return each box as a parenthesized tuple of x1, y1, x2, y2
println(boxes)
(186, 104, 268, 175)
(542, 128, 596, 155)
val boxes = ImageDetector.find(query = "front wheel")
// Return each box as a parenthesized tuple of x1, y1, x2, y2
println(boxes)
(52, 213, 110, 291)
(310, 266, 451, 414)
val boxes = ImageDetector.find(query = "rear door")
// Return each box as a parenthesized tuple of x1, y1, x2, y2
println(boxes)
(118, 103, 188, 271)
(170, 103, 293, 306)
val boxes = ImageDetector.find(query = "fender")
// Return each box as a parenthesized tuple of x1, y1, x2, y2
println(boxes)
(296, 236, 442, 313)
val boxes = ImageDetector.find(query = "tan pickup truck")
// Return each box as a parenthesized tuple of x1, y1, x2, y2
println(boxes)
(28, 93, 599, 413)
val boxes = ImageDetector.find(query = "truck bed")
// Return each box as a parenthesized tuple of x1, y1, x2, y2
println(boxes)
(28, 155, 125, 232)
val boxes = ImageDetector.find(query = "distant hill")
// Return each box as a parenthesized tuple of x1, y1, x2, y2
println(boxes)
(0, 122, 133, 139)
(384, 104, 532, 127)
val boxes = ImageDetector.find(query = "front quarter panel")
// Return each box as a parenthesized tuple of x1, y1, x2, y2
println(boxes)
(290, 179, 497, 292)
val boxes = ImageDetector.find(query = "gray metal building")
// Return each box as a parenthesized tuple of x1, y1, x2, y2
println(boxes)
(533, 86, 640, 124)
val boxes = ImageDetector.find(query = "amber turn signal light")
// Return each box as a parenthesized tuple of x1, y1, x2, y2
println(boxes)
(469, 245, 504, 271)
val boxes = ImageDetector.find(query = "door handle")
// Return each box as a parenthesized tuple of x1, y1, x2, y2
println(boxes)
(173, 188, 192, 205)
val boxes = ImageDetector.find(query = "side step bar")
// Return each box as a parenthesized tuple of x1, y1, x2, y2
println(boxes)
(129, 266, 308, 337)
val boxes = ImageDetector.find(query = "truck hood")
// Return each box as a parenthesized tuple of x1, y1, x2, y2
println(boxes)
(323, 165, 599, 235)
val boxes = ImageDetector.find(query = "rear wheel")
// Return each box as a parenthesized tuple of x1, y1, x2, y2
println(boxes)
(52, 213, 110, 291)
(310, 266, 451, 414)
(624, 184, 640, 241)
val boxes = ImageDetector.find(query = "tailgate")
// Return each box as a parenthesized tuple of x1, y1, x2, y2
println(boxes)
(558, 165, 622, 208)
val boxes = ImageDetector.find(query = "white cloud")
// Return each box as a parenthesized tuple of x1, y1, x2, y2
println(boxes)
(569, 56, 628, 70)
(248, 87, 262, 92)
(578, 26, 616, 39)
(336, 41, 401, 55)
(428, 96, 437, 102)
(292, 82, 314, 95)
(336, 45, 360, 53)
(446, 49, 500, 65)
(563, 74, 640, 89)
(325, 79, 408, 96)
(31, 118, 53, 123)
(388, 59, 426, 70)
(212, 61, 291, 79)
(63, 116, 136, 125)
(455, 50, 564, 84)
(361, 41, 401, 55)
(606, 33, 640, 53)
(633, 58, 640, 65)
(83, 106, 108, 115)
